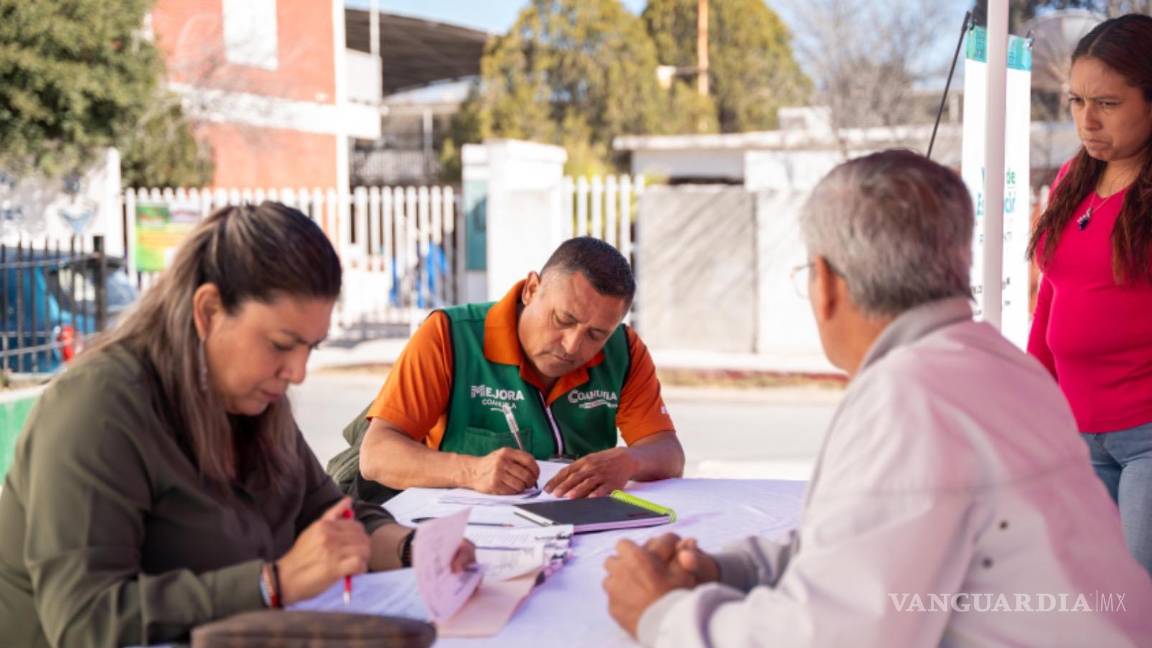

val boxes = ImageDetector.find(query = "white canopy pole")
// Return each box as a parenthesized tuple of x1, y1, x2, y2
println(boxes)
(981, 0, 1009, 329)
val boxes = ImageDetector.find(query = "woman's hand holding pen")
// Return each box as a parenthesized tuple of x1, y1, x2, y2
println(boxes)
(277, 497, 371, 605)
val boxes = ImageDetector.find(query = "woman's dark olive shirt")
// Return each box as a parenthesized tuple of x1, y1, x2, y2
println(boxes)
(0, 344, 395, 646)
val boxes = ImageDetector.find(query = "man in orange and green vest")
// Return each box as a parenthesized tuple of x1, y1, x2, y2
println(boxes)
(329, 237, 684, 502)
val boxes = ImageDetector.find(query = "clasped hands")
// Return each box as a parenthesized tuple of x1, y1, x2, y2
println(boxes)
(602, 533, 721, 638)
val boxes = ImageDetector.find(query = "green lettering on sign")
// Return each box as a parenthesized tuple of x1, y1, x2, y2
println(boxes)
(966, 26, 1032, 71)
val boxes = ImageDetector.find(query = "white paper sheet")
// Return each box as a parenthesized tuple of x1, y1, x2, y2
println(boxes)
(436, 460, 570, 506)
(412, 508, 483, 621)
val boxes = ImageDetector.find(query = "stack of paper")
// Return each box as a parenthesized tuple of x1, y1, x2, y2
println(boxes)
(467, 524, 574, 581)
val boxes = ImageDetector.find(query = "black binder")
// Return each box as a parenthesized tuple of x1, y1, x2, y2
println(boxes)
(513, 493, 674, 533)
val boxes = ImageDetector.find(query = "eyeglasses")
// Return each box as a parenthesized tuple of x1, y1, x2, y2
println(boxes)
(789, 262, 814, 298)
(789, 259, 843, 298)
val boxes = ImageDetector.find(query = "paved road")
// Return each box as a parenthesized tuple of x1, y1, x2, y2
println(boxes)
(291, 370, 841, 481)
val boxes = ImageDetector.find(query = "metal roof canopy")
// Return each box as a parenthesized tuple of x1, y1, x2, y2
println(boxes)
(345, 9, 489, 96)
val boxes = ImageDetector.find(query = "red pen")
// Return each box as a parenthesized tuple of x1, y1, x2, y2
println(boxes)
(341, 508, 353, 606)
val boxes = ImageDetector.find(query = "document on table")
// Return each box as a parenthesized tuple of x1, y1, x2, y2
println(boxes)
(437, 460, 570, 505)
(412, 508, 482, 621)
(467, 524, 574, 581)
(290, 569, 429, 620)
(438, 568, 542, 638)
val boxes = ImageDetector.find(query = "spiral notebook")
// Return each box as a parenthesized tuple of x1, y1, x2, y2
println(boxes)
(512, 490, 676, 533)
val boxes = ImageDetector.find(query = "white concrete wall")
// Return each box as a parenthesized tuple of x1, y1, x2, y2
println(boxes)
(754, 190, 825, 359)
(633, 185, 826, 362)
(631, 149, 744, 182)
(743, 150, 844, 193)
(636, 186, 758, 353)
(461, 140, 568, 301)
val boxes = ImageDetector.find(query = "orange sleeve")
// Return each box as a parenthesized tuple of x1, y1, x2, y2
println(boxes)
(365, 311, 454, 442)
(616, 327, 676, 445)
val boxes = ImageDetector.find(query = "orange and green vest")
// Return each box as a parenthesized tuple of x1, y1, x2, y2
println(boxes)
(440, 301, 630, 459)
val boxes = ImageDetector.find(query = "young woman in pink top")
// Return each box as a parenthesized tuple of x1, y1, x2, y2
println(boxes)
(1027, 14, 1152, 576)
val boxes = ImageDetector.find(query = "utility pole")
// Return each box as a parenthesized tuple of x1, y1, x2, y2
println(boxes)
(696, 0, 709, 96)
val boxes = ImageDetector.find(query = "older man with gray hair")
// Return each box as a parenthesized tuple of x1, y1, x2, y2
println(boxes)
(602, 150, 1152, 647)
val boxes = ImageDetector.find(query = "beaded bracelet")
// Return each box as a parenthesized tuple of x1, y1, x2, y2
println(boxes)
(258, 570, 271, 608)
(270, 561, 283, 608)
(260, 561, 283, 609)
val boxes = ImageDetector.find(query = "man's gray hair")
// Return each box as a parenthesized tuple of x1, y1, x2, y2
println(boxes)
(799, 149, 974, 317)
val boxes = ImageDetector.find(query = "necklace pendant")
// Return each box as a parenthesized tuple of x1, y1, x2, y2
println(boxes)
(1078, 208, 1092, 231)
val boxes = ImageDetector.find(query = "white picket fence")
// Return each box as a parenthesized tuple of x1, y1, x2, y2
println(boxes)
(561, 175, 644, 263)
(122, 186, 459, 336)
(120, 174, 643, 337)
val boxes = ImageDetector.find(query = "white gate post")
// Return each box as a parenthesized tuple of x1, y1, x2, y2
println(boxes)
(461, 140, 567, 301)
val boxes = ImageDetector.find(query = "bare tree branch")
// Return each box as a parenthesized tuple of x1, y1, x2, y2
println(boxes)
(785, 0, 953, 156)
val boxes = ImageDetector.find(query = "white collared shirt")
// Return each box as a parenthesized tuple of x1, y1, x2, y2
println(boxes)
(638, 298, 1152, 647)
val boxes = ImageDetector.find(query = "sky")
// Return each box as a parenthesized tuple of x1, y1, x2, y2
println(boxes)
(346, 0, 648, 34)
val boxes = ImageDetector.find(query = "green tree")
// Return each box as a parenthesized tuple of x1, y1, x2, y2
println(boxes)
(119, 94, 214, 188)
(642, 0, 811, 132)
(0, 0, 157, 175)
(452, 0, 667, 176)
(662, 80, 719, 134)
(0, 0, 210, 186)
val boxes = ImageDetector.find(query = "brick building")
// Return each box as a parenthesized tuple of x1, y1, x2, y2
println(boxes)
(148, 0, 380, 189)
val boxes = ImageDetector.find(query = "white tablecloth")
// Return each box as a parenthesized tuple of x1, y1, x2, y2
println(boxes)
(385, 477, 807, 647)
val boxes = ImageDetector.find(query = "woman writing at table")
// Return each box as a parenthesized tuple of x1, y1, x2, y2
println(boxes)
(0, 202, 470, 646)
(1027, 13, 1152, 575)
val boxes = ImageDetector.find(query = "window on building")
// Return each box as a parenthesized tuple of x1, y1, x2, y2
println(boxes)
(222, 0, 279, 70)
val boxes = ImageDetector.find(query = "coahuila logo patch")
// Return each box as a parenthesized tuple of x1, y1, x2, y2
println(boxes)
(470, 384, 525, 409)
(567, 389, 619, 410)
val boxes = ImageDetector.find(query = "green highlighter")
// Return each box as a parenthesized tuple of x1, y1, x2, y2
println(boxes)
(608, 490, 678, 523)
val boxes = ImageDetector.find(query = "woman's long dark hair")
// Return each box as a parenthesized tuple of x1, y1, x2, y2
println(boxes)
(86, 202, 342, 493)
(1027, 14, 1152, 283)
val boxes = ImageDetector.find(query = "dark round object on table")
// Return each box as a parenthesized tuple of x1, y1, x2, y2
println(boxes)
(191, 611, 436, 648)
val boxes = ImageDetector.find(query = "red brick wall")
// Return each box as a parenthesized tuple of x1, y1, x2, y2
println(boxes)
(150, 0, 336, 104)
(199, 122, 337, 188)
(148, 1, 342, 188)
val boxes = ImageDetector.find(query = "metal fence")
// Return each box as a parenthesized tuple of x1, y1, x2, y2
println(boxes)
(1, 236, 114, 374)
(1, 170, 648, 374)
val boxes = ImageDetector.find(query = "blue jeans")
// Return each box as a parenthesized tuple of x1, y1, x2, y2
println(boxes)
(1085, 423, 1152, 576)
